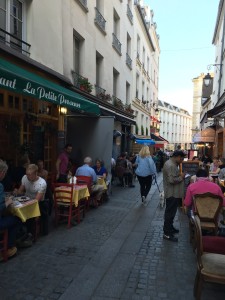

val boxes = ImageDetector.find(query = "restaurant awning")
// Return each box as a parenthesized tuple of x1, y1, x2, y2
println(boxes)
(0, 58, 100, 115)
(192, 128, 215, 143)
(151, 133, 169, 143)
(135, 139, 155, 145)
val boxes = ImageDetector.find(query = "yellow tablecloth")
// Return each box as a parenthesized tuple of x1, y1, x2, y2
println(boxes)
(55, 185, 90, 207)
(97, 177, 107, 190)
(9, 200, 41, 223)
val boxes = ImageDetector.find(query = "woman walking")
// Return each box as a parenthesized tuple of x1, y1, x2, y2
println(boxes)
(135, 146, 156, 205)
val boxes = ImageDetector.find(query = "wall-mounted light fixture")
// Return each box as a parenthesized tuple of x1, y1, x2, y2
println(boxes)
(59, 106, 67, 115)
(203, 73, 213, 87)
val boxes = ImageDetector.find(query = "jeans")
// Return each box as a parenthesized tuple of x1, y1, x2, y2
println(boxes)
(163, 197, 181, 235)
(0, 215, 21, 247)
(137, 175, 153, 198)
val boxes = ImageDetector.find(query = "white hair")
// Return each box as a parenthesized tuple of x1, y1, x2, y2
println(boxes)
(84, 156, 92, 164)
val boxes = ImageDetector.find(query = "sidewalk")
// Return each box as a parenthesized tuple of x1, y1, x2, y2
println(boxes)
(1, 173, 225, 300)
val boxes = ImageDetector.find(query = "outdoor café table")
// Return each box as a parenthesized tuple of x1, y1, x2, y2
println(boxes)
(54, 184, 90, 207)
(97, 177, 107, 190)
(9, 199, 41, 222)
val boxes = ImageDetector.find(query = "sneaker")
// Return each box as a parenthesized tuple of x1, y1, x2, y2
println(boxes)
(171, 227, 179, 234)
(163, 234, 178, 242)
(7, 247, 17, 258)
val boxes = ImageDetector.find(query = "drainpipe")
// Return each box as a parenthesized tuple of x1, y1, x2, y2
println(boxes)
(217, 14, 225, 102)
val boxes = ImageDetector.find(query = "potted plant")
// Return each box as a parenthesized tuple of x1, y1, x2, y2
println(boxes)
(78, 77, 93, 93)
(125, 104, 134, 114)
(98, 93, 112, 101)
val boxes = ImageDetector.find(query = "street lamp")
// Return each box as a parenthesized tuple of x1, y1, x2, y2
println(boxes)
(203, 73, 213, 87)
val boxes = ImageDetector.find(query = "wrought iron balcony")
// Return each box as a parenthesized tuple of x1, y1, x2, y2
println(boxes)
(76, 0, 88, 11)
(127, 4, 133, 24)
(71, 71, 93, 93)
(94, 7, 106, 33)
(0, 28, 31, 56)
(126, 53, 132, 70)
(112, 95, 124, 109)
(112, 33, 122, 55)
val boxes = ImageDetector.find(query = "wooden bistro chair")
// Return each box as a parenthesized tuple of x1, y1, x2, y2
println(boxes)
(193, 192, 223, 235)
(191, 215, 225, 300)
(76, 175, 93, 210)
(0, 229, 8, 262)
(53, 183, 80, 228)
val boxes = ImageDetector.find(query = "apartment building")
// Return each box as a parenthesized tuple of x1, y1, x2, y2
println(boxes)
(0, 0, 159, 171)
(158, 100, 192, 150)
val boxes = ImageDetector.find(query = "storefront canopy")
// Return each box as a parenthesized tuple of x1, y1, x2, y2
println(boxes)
(135, 139, 155, 145)
(0, 58, 100, 115)
(192, 128, 215, 143)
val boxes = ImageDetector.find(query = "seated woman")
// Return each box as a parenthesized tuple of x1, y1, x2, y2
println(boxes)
(92, 159, 107, 179)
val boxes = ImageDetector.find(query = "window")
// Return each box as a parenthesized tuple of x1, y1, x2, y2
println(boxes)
(142, 47, 145, 68)
(136, 73, 139, 98)
(137, 34, 140, 58)
(126, 81, 130, 104)
(96, 51, 103, 87)
(73, 36, 80, 74)
(0, 0, 26, 53)
(147, 56, 150, 74)
(142, 81, 145, 101)
(113, 68, 119, 97)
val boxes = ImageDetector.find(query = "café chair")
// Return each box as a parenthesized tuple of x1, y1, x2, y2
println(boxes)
(191, 215, 225, 300)
(76, 175, 92, 209)
(0, 229, 8, 262)
(53, 183, 80, 228)
(76, 175, 99, 208)
(193, 192, 223, 235)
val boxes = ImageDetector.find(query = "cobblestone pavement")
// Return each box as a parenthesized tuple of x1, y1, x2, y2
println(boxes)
(1, 173, 225, 300)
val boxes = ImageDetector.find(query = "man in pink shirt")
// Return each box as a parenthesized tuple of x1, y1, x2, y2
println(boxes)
(56, 144, 72, 183)
(184, 169, 225, 212)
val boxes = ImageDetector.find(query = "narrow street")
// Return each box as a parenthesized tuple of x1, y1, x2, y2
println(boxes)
(1, 173, 225, 300)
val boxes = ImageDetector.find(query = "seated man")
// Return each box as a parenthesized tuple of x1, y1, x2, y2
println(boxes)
(0, 160, 20, 260)
(184, 169, 225, 217)
(75, 157, 105, 206)
(15, 164, 48, 236)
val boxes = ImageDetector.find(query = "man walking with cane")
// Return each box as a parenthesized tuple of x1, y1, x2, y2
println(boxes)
(163, 150, 186, 242)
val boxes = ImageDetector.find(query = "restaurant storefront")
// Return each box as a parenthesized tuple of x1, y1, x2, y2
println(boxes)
(0, 56, 100, 177)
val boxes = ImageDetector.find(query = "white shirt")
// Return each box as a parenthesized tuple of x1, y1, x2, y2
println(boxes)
(21, 175, 47, 201)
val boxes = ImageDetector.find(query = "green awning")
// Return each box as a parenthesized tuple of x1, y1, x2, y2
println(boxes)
(0, 58, 100, 115)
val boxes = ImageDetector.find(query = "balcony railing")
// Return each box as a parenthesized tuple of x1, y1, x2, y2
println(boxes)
(71, 71, 93, 93)
(127, 4, 133, 24)
(126, 53, 132, 70)
(76, 0, 88, 11)
(94, 7, 106, 33)
(112, 33, 122, 55)
(0, 28, 31, 56)
(112, 95, 124, 109)
(95, 85, 111, 102)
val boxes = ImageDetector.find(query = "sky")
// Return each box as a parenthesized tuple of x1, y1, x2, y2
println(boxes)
(145, 0, 220, 114)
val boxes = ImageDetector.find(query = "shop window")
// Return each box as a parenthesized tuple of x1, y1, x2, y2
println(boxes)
(8, 95, 14, 108)
(8, 94, 20, 110)
(0, 93, 4, 106)
(23, 98, 33, 113)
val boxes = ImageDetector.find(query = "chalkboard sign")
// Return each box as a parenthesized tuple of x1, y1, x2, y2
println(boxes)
(181, 161, 200, 176)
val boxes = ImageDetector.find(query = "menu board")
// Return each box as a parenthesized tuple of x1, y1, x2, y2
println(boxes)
(181, 161, 200, 176)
